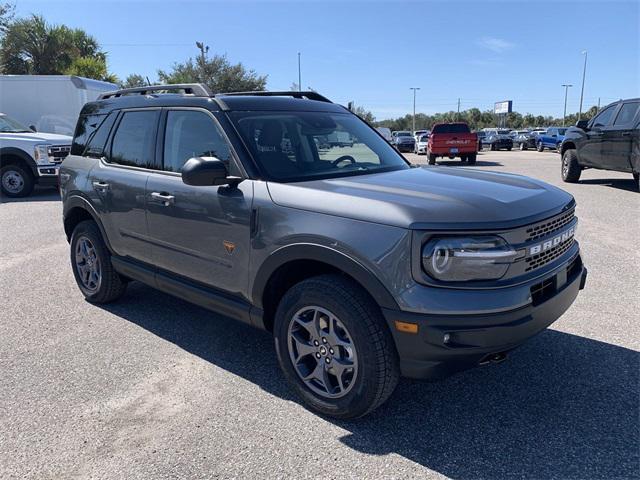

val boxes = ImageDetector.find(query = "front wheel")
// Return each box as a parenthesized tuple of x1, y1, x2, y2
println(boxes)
(1, 164, 35, 198)
(273, 274, 400, 419)
(428, 154, 437, 165)
(537, 142, 544, 152)
(561, 149, 582, 183)
(633, 173, 639, 191)
(70, 220, 127, 303)
(519, 143, 526, 151)
(507, 146, 512, 151)
(467, 153, 477, 165)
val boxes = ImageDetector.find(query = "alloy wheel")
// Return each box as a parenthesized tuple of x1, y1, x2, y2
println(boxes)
(287, 306, 358, 399)
(75, 236, 102, 292)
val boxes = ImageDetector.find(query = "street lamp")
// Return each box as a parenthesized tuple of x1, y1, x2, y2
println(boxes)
(578, 50, 587, 120)
(409, 87, 420, 133)
(561, 84, 573, 126)
(297, 52, 302, 92)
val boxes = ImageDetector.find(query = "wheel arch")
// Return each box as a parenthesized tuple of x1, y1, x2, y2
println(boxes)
(0, 147, 38, 177)
(63, 195, 113, 251)
(252, 244, 400, 332)
(560, 141, 576, 156)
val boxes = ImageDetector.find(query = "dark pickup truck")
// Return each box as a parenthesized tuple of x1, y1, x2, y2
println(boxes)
(561, 98, 639, 190)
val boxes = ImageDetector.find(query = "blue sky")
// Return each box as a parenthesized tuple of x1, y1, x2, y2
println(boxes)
(17, 0, 640, 119)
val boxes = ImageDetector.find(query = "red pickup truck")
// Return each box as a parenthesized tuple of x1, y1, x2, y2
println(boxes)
(427, 122, 478, 165)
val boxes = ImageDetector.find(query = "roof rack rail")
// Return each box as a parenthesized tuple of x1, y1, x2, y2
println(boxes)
(217, 91, 333, 103)
(98, 83, 212, 100)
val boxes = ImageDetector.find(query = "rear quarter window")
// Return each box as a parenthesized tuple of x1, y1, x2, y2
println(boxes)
(432, 124, 470, 134)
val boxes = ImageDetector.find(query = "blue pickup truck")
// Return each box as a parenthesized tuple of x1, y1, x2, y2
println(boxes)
(536, 127, 567, 152)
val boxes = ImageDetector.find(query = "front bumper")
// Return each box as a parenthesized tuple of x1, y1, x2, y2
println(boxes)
(397, 144, 415, 152)
(36, 164, 60, 185)
(382, 257, 587, 380)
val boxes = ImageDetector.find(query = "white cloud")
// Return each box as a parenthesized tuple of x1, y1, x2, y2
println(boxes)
(477, 37, 515, 53)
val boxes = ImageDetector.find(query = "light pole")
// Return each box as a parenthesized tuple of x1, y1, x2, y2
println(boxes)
(297, 52, 301, 92)
(561, 84, 573, 126)
(578, 50, 587, 120)
(410, 87, 420, 133)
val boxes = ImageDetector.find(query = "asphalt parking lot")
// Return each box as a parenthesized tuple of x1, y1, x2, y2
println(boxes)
(1, 149, 638, 479)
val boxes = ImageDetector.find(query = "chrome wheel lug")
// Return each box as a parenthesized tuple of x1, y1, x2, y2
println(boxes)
(313, 340, 319, 346)
(322, 337, 328, 344)
(325, 357, 331, 364)
(329, 348, 334, 355)
(315, 353, 321, 359)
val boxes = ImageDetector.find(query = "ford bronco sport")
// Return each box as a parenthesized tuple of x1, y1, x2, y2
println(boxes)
(60, 85, 587, 419)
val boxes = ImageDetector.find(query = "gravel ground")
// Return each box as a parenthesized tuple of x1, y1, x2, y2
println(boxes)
(1, 149, 638, 479)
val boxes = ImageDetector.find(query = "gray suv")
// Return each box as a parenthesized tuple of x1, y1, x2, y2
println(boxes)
(60, 85, 587, 418)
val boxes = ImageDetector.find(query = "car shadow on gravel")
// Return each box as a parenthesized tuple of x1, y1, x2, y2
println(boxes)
(576, 177, 639, 193)
(103, 282, 639, 479)
(432, 160, 503, 167)
(0, 188, 60, 203)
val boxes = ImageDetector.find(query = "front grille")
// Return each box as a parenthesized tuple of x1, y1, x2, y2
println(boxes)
(526, 209, 575, 241)
(525, 237, 574, 272)
(49, 145, 71, 163)
(530, 276, 555, 306)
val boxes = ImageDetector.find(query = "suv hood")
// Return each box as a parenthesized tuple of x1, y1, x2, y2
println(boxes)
(0, 131, 72, 144)
(267, 167, 573, 230)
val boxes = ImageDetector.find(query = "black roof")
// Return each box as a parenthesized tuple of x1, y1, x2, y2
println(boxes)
(86, 84, 347, 115)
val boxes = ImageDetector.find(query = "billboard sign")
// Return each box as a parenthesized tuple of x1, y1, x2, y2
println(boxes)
(494, 100, 513, 114)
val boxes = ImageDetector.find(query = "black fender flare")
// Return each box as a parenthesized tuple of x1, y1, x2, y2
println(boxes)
(251, 243, 399, 310)
(0, 147, 38, 177)
(63, 194, 113, 252)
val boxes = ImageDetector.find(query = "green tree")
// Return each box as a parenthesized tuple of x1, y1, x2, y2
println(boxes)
(353, 105, 375, 124)
(157, 46, 267, 93)
(121, 74, 148, 89)
(0, 14, 116, 81)
(0, 2, 14, 37)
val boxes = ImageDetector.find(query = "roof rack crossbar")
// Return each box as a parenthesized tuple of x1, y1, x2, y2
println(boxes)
(217, 91, 333, 103)
(98, 83, 212, 100)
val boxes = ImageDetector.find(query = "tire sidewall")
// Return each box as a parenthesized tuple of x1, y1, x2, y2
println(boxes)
(70, 221, 109, 301)
(273, 280, 388, 418)
(1, 164, 34, 198)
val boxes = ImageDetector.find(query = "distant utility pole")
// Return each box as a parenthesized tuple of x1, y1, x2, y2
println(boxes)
(297, 52, 302, 92)
(195, 41, 209, 80)
(578, 50, 588, 120)
(457, 98, 461, 119)
(597, 97, 601, 110)
(561, 84, 573, 126)
(410, 87, 420, 133)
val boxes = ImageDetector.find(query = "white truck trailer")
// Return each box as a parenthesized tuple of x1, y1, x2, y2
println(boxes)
(0, 75, 117, 136)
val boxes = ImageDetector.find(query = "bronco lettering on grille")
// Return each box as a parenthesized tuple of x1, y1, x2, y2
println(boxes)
(529, 226, 576, 255)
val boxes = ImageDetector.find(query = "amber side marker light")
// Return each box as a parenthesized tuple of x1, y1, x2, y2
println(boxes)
(394, 320, 419, 334)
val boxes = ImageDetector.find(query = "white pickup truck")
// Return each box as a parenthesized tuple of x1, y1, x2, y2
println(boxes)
(0, 113, 72, 197)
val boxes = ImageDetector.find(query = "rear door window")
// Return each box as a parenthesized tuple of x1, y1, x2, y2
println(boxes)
(108, 110, 159, 168)
(612, 102, 640, 127)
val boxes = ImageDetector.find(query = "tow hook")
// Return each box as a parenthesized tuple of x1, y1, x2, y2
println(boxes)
(479, 352, 508, 365)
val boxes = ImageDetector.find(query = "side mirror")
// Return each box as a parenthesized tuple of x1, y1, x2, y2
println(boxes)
(181, 156, 240, 186)
(29, 125, 37, 132)
(575, 120, 589, 130)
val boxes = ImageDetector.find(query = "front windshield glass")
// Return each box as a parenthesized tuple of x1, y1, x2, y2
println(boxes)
(0, 115, 31, 133)
(230, 111, 409, 182)
(396, 131, 412, 137)
(558, 128, 567, 135)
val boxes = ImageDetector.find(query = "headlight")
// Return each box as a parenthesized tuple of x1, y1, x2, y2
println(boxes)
(422, 236, 517, 282)
(34, 144, 53, 165)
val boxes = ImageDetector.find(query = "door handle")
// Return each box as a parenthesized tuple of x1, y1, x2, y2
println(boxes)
(150, 192, 175, 206)
(92, 181, 110, 191)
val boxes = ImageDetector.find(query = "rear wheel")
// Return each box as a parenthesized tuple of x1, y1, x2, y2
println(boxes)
(490, 143, 496, 151)
(537, 142, 544, 152)
(519, 142, 526, 151)
(428, 154, 437, 165)
(507, 146, 512, 151)
(70, 220, 127, 303)
(1, 164, 34, 198)
(273, 274, 399, 419)
(561, 149, 582, 183)
(633, 173, 639, 191)
(467, 153, 477, 165)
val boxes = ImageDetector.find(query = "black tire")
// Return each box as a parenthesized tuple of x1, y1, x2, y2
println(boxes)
(561, 149, 582, 183)
(537, 142, 544, 152)
(467, 153, 477, 165)
(490, 143, 496, 151)
(460, 155, 467, 163)
(519, 142, 526, 151)
(70, 220, 127, 303)
(428, 154, 436, 165)
(506, 146, 512, 151)
(1, 164, 35, 198)
(556, 143, 562, 152)
(273, 274, 400, 419)
(633, 173, 639, 191)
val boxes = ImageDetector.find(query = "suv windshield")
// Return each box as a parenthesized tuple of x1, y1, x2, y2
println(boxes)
(431, 123, 470, 134)
(396, 131, 412, 137)
(230, 111, 409, 182)
(0, 115, 31, 133)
